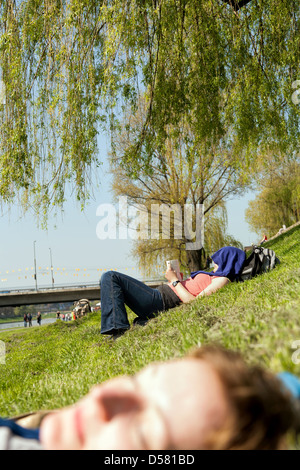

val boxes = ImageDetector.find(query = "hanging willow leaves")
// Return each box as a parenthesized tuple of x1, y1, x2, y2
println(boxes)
(0, 0, 104, 220)
(0, 0, 299, 220)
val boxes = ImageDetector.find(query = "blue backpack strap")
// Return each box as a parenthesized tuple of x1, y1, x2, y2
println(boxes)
(0, 418, 40, 440)
(277, 372, 300, 399)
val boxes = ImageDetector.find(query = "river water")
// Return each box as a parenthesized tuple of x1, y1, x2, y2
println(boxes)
(0, 318, 57, 331)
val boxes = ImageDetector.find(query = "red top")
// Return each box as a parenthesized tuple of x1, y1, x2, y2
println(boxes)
(169, 273, 219, 301)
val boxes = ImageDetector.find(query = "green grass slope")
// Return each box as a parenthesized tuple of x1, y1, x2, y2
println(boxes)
(0, 225, 299, 418)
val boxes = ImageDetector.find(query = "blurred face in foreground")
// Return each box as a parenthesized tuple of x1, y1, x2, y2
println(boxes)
(40, 358, 229, 450)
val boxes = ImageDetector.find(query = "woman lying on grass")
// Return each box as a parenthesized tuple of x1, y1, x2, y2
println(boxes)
(1, 344, 299, 450)
(100, 246, 246, 338)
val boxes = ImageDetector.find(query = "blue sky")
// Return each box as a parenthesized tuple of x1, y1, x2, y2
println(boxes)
(0, 136, 258, 290)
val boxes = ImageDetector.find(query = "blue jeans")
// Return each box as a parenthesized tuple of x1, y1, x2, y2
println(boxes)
(100, 271, 164, 334)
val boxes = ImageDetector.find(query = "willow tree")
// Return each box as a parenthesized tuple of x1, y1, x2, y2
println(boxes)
(110, 98, 247, 273)
(0, 0, 299, 221)
(246, 157, 300, 236)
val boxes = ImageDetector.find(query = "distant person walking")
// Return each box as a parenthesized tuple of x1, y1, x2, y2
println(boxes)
(23, 314, 28, 328)
(37, 312, 42, 326)
(28, 313, 32, 327)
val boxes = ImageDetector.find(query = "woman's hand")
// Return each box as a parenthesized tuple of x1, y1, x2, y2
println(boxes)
(165, 267, 179, 283)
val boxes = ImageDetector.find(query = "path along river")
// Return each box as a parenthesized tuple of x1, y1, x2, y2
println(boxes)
(0, 318, 57, 331)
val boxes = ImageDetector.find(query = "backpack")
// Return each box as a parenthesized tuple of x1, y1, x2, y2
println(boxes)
(238, 246, 280, 282)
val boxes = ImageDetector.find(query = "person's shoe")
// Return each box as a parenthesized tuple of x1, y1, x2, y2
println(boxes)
(111, 328, 127, 340)
(133, 317, 150, 327)
(104, 328, 127, 341)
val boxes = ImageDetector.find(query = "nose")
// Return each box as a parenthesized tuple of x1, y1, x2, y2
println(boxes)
(89, 380, 143, 421)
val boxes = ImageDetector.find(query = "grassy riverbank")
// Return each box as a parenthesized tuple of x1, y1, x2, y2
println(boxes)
(0, 225, 299, 418)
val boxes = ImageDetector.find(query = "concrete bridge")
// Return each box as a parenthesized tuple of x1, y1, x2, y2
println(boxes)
(0, 280, 162, 308)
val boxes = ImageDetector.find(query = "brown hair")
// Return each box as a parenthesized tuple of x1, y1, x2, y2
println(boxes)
(189, 345, 300, 450)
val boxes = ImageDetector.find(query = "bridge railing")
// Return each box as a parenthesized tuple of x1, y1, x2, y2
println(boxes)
(0, 278, 165, 296)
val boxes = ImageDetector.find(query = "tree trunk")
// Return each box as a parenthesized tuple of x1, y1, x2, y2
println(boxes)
(220, 0, 253, 11)
(186, 247, 206, 273)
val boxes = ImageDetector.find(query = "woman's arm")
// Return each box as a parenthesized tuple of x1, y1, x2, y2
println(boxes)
(172, 282, 197, 303)
(165, 268, 229, 304)
(165, 268, 196, 303)
(197, 276, 229, 298)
